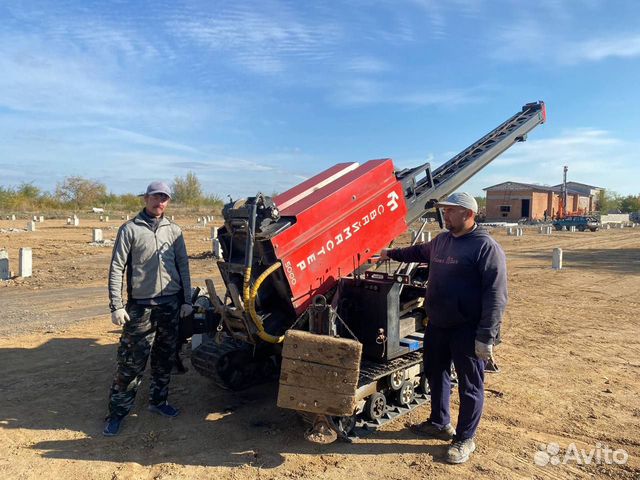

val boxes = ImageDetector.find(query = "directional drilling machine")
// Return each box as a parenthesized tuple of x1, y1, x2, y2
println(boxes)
(182, 101, 547, 439)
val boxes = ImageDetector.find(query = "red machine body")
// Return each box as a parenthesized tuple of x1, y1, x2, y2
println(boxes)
(272, 159, 408, 314)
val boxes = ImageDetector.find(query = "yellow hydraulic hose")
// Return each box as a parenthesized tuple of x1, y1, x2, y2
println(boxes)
(242, 262, 284, 344)
(242, 265, 253, 316)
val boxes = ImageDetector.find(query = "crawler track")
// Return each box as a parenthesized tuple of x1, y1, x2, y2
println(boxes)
(355, 351, 429, 431)
(191, 337, 279, 391)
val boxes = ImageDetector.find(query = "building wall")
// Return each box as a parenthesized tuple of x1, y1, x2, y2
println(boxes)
(486, 190, 532, 221)
(562, 193, 588, 215)
(531, 192, 548, 220)
(576, 195, 590, 212)
(486, 189, 592, 221)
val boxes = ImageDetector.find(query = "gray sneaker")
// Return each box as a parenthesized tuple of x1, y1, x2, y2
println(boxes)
(447, 437, 476, 464)
(410, 420, 456, 440)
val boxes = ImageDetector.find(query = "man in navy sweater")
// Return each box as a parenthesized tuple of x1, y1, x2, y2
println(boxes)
(381, 192, 507, 464)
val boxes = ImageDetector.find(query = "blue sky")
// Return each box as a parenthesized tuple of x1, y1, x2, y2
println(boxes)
(1, 0, 639, 200)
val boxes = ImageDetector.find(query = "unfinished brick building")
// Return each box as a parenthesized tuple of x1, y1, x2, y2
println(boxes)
(484, 181, 601, 222)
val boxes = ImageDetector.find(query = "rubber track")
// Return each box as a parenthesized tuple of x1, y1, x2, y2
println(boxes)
(191, 337, 279, 390)
(190, 337, 242, 389)
(354, 393, 430, 433)
(359, 351, 423, 385)
(355, 351, 428, 433)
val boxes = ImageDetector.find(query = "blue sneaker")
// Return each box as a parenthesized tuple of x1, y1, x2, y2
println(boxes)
(103, 416, 123, 436)
(148, 402, 180, 418)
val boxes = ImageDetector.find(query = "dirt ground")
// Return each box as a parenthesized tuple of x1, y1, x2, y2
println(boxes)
(1, 214, 639, 480)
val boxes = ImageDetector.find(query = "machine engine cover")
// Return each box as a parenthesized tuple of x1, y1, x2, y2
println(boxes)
(271, 159, 408, 314)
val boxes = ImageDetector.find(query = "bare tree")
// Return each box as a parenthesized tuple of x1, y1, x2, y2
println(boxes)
(56, 176, 107, 210)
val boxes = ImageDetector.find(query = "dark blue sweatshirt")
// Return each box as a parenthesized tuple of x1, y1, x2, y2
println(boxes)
(387, 226, 507, 344)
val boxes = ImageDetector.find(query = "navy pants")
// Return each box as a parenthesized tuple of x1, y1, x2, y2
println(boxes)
(423, 322, 485, 440)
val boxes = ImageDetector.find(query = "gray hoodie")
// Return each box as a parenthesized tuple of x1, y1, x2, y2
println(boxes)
(108, 210, 192, 311)
(387, 226, 507, 344)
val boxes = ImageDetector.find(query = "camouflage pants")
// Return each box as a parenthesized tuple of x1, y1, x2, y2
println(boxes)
(107, 299, 180, 419)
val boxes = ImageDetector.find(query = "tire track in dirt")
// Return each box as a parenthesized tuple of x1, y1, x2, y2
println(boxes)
(0, 287, 108, 336)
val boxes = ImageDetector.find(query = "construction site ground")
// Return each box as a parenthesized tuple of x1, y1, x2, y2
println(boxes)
(1, 216, 639, 480)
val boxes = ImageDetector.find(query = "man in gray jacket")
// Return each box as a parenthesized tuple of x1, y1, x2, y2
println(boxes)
(103, 181, 193, 436)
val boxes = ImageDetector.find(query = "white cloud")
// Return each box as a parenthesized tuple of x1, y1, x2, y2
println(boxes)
(452, 128, 638, 196)
(0, 35, 213, 130)
(329, 79, 485, 107)
(0, 111, 299, 198)
(179, 152, 319, 198)
(407, 0, 447, 38)
(103, 127, 200, 154)
(494, 128, 623, 167)
(567, 34, 640, 62)
(345, 56, 391, 73)
(489, 21, 553, 64)
(490, 20, 640, 66)
(380, 127, 638, 198)
(0, 41, 126, 115)
(167, 5, 343, 74)
(393, 153, 436, 171)
(3, 2, 169, 61)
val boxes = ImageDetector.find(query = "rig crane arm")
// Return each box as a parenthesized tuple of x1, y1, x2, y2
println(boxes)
(399, 101, 546, 224)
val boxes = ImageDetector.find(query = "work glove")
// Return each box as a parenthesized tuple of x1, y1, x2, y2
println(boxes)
(111, 308, 130, 326)
(180, 304, 193, 318)
(475, 340, 493, 361)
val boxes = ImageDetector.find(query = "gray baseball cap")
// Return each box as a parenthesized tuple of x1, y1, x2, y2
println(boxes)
(143, 181, 172, 199)
(436, 192, 478, 213)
